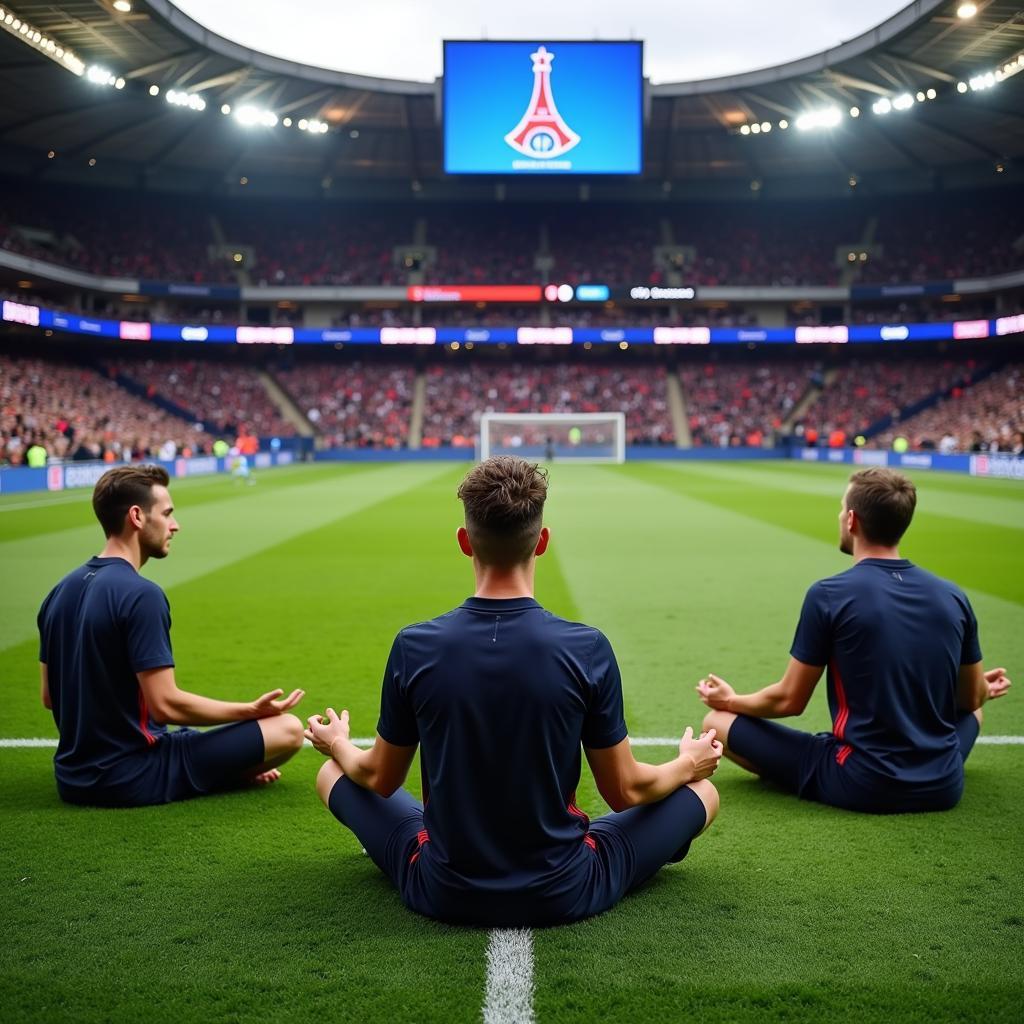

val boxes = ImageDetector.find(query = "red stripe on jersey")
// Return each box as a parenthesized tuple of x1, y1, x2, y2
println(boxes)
(836, 744, 853, 766)
(831, 660, 850, 740)
(583, 833, 596, 851)
(138, 690, 156, 746)
(409, 829, 430, 865)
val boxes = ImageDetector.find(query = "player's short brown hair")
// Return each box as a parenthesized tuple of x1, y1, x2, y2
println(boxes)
(845, 467, 917, 546)
(92, 465, 170, 537)
(457, 456, 549, 567)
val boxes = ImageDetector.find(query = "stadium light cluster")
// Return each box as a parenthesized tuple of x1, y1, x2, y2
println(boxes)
(0, 6, 85, 75)
(166, 89, 206, 112)
(232, 104, 278, 128)
(736, 48, 1023, 138)
(86, 65, 125, 89)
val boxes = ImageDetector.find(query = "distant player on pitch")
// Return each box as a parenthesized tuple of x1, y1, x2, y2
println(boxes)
(38, 465, 305, 807)
(307, 456, 722, 926)
(698, 467, 1011, 813)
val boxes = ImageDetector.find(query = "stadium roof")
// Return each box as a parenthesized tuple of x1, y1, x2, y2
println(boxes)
(0, 0, 1022, 195)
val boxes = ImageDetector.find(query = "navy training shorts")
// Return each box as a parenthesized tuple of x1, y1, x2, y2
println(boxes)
(727, 712, 979, 814)
(56, 720, 266, 807)
(327, 775, 709, 926)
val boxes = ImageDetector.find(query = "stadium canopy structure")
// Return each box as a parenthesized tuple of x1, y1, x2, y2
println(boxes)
(0, 0, 1022, 196)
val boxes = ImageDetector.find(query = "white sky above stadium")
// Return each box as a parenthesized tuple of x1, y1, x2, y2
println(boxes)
(169, 1, 911, 85)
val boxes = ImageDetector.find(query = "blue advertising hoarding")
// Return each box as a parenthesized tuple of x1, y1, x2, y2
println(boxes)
(443, 40, 643, 175)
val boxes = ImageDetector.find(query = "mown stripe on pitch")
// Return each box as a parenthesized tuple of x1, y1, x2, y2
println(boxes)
(0, 462, 457, 654)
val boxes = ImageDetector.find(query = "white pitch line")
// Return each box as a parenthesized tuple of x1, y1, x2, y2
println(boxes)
(3, 736, 1023, 748)
(483, 928, 535, 1024)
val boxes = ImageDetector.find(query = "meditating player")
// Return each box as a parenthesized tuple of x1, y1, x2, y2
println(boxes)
(307, 456, 721, 926)
(698, 467, 1011, 813)
(38, 465, 305, 807)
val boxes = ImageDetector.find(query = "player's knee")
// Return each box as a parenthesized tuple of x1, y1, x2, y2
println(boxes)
(687, 777, 720, 828)
(702, 709, 735, 747)
(280, 713, 305, 751)
(316, 759, 343, 806)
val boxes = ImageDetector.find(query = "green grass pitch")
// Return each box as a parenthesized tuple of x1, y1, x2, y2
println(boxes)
(1, 460, 1022, 1023)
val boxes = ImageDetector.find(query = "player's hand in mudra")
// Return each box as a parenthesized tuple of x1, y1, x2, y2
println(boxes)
(696, 673, 735, 710)
(679, 726, 723, 781)
(305, 707, 351, 758)
(249, 688, 304, 718)
(985, 667, 1011, 700)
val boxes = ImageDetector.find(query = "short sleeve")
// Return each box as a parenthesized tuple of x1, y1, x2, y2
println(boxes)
(789, 582, 831, 667)
(959, 592, 982, 665)
(37, 587, 55, 663)
(582, 631, 628, 749)
(124, 585, 174, 672)
(376, 633, 419, 747)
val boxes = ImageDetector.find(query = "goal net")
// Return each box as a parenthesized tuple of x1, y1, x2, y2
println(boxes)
(478, 412, 626, 464)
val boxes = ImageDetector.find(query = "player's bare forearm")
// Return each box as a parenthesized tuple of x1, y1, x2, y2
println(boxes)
(729, 682, 800, 718)
(619, 756, 696, 808)
(328, 737, 380, 790)
(151, 689, 256, 726)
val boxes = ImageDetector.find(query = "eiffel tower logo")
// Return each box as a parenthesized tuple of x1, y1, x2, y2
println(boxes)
(504, 46, 580, 159)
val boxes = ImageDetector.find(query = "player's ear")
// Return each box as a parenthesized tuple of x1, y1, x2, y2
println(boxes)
(456, 526, 474, 558)
(127, 504, 145, 530)
(534, 526, 550, 558)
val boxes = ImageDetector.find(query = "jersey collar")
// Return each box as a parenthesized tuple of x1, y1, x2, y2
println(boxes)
(461, 596, 542, 612)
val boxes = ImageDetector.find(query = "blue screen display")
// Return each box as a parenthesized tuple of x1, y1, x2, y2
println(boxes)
(444, 41, 643, 175)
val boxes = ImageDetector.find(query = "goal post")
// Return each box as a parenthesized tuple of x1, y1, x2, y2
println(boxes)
(478, 412, 626, 464)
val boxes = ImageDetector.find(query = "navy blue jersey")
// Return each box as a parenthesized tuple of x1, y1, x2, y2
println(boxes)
(790, 558, 982, 790)
(38, 557, 174, 788)
(376, 596, 627, 896)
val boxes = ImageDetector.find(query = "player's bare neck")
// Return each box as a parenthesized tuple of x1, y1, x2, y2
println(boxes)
(473, 562, 535, 599)
(852, 541, 901, 563)
(99, 535, 142, 572)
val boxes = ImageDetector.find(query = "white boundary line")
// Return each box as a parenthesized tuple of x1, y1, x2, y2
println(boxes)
(2, 736, 1023, 748)
(483, 928, 535, 1024)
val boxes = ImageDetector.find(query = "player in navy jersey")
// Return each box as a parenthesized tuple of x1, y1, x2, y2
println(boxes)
(698, 467, 1011, 814)
(306, 456, 722, 926)
(38, 465, 305, 807)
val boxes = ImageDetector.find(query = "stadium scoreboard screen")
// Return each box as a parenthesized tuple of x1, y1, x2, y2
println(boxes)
(443, 40, 643, 175)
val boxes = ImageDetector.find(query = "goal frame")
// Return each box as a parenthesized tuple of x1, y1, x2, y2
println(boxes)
(478, 412, 627, 464)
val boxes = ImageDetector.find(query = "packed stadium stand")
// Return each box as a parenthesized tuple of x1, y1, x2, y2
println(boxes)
(4, 182, 1022, 289)
(0, 353, 212, 465)
(872, 362, 1024, 453)
(420, 362, 674, 447)
(274, 361, 415, 448)
(107, 357, 296, 438)
(798, 356, 989, 441)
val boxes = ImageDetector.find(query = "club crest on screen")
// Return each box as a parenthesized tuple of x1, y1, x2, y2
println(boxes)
(504, 46, 581, 159)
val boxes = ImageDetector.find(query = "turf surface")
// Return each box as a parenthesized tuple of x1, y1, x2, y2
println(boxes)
(1, 461, 1021, 1023)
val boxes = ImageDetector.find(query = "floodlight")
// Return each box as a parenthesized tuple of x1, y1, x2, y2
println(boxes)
(892, 93, 914, 110)
(750, 122, 761, 134)
(760, 121, 771, 132)
(113, 1, 133, 12)
(778, 119, 788, 129)
(872, 98, 892, 115)
(957, 81, 968, 92)
(849, 106, 860, 117)
(148, 84, 159, 96)
(795, 107, 842, 131)
(235, 105, 277, 128)
(926, 88, 937, 99)
(739, 124, 750, 135)
(957, 3, 977, 18)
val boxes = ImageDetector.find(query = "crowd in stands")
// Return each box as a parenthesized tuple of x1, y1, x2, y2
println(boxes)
(0, 354, 212, 466)
(872, 363, 1023, 453)
(275, 361, 414, 448)
(108, 358, 296, 438)
(862, 196, 1024, 284)
(4, 181, 1020, 288)
(1, 344, 1021, 461)
(681, 360, 818, 447)
(420, 362, 674, 447)
(799, 358, 987, 442)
